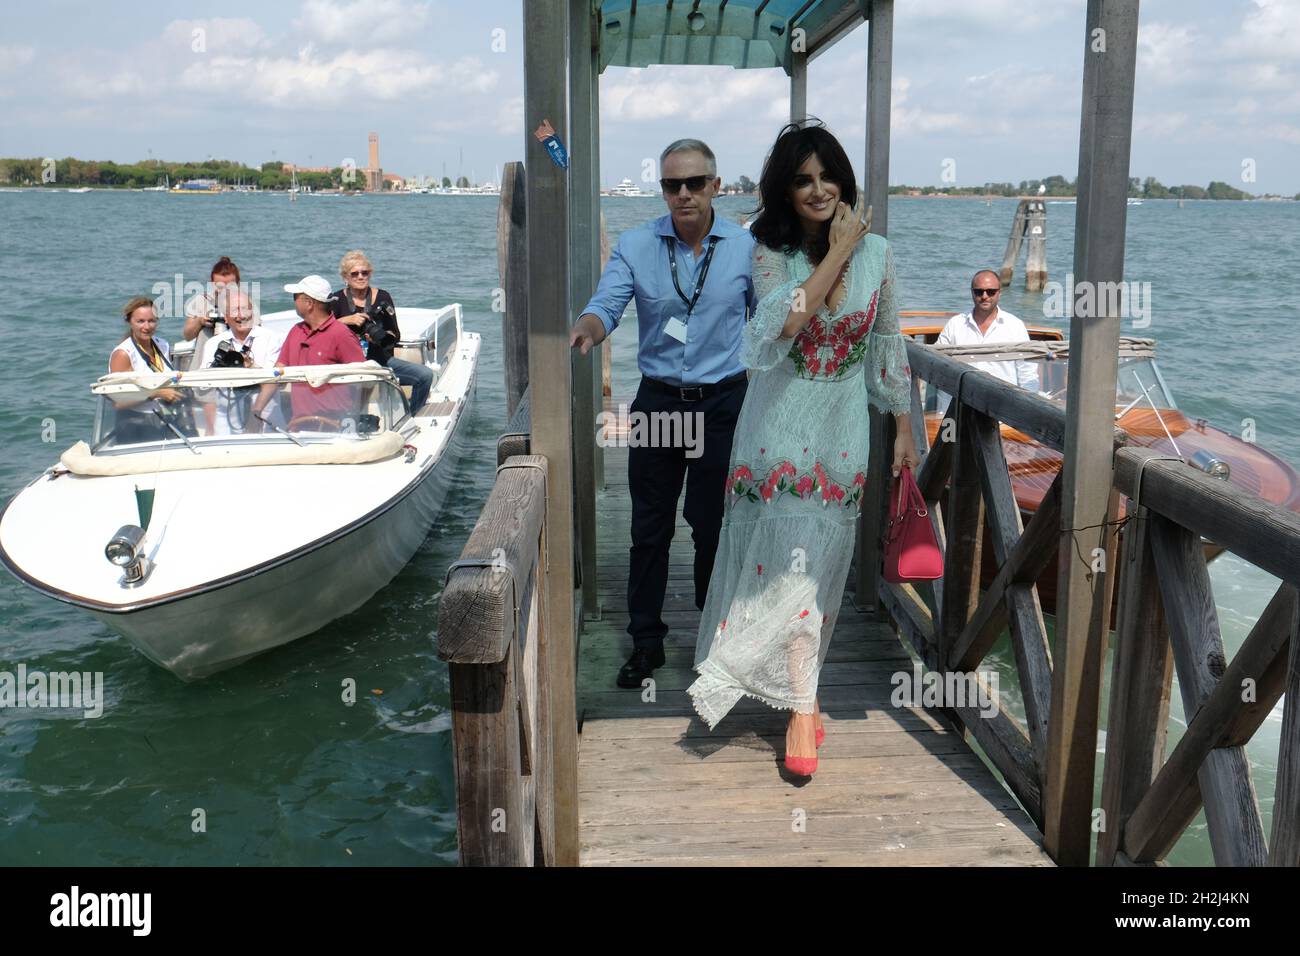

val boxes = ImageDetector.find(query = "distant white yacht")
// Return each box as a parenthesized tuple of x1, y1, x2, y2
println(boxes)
(604, 178, 655, 198)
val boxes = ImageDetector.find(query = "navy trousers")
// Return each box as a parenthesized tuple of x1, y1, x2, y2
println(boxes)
(626, 376, 747, 651)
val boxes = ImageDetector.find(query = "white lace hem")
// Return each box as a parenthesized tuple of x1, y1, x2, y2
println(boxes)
(686, 658, 817, 730)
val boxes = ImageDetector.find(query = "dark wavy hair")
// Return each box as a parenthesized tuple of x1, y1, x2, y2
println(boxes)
(750, 120, 858, 264)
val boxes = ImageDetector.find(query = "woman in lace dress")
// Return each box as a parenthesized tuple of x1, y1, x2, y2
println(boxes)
(687, 123, 918, 777)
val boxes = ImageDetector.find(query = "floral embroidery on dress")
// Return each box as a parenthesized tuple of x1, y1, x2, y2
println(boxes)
(725, 458, 867, 510)
(787, 291, 879, 381)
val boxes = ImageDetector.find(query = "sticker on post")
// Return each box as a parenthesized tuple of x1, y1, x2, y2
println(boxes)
(533, 119, 569, 169)
(664, 317, 688, 343)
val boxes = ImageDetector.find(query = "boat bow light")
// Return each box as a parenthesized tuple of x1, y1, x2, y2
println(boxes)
(105, 524, 152, 587)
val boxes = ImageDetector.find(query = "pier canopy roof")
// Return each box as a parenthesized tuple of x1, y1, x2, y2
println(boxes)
(597, 0, 868, 73)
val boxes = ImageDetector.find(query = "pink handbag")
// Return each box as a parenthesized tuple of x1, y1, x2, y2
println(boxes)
(883, 465, 944, 583)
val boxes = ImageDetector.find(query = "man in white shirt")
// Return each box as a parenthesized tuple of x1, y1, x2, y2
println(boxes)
(934, 270, 1040, 412)
(198, 290, 285, 435)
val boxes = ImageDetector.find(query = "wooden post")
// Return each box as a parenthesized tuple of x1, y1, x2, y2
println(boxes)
(523, 0, 579, 866)
(600, 212, 612, 403)
(569, 0, 599, 621)
(1271, 597, 1300, 865)
(790, 50, 808, 123)
(1043, 0, 1140, 867)
(1024, 199, 1048, 291)
(999, 199, 1028, 287)
(1095, 506, 1174, 865)
(590, 47, 605, 493)
(498, 163, 529, 419)
(865, 0, 893, 238)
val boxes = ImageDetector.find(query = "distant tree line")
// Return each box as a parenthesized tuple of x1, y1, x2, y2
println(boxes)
(0, 156, 357, 190)
(885, 173, 1261, 200)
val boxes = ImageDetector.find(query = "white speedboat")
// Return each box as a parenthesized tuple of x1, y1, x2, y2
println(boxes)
(0, 306, 479, 680)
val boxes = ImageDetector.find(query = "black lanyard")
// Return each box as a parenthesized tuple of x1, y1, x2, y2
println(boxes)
(132, 336, 173, 372)
(665, 236, 719, 317)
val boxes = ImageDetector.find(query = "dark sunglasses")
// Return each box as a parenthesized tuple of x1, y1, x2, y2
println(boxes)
(971, 288, 999, 297)
(660, 176, 710, 194)
(349, 269, 372, 278)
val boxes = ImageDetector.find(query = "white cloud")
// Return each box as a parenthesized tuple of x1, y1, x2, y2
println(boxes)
(1137, 22, 1197, 85)
(1227, 0, 1300, 59)
(293, 0, 433, 46)
(602, 66, 787, 124)
(0, 45, 36, 71)
(177, 46, 477, 104)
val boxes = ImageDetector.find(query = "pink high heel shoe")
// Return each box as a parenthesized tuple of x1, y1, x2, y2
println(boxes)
(784, 712, 818, 777)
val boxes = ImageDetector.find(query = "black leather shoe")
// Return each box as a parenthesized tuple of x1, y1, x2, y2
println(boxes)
(617, 645, 666, 688)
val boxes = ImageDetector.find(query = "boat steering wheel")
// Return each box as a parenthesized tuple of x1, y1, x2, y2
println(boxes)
(287, 415, 342, 433)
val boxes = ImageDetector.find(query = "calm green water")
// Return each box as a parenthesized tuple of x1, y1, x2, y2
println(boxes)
(0, 190, 1295, 865)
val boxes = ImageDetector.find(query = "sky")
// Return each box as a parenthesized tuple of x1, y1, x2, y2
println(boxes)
(1, 0, 1297, 194)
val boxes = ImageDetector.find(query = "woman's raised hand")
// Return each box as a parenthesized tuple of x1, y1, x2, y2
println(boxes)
(828, 196, 872, 256)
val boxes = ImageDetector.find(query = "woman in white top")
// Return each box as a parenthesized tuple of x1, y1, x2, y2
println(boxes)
(109, 297, 188, 443)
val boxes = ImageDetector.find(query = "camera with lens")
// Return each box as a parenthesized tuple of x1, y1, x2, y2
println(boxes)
(211, 340, 248, 369)
(360, 314, 385, 344)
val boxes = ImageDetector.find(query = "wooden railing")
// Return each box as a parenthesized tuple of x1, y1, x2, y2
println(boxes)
(437, 452, 562, 865)
(863, 338, 1300, 866)
(1102, 448, 1300, 866)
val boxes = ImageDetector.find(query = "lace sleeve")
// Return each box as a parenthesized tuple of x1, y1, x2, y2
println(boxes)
(865, 242, 913, 415)
(743, 244, 805, 371)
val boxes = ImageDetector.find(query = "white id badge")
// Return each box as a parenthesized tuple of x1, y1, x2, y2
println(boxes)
(664, 316, 689, 343)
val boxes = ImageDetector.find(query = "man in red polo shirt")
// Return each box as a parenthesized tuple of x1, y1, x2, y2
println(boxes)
(251, 275, 365, 426)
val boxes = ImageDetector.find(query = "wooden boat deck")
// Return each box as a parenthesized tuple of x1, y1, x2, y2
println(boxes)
(576, 443, 1054, 866)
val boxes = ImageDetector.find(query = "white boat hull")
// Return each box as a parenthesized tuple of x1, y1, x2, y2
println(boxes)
(2, 307, 479, 681)
(80, 408, 466, 679)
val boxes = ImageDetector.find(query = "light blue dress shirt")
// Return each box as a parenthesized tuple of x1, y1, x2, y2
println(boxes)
(580, 212, 756, 386)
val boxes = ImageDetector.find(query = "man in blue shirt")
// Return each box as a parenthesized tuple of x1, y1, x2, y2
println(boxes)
(570, 139, 756, 688)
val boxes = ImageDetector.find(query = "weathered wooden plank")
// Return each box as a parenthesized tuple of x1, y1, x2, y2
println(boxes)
(940, 403, 985, 665)
(578, 660, 912, 694)
(438, 458, 547, 664)
(1096, 505, 1174, 866)
(1271, 587, 1300, 866)
(580, 778, 1024, 826)
(967, 410, 1053, 761)
(578, 706, 952, 741)
(581, 728, 971, 769)
(1145, 514, 1268, 866)
(1122, 581, 1294, 862)
(498, 162, 529, 419)
(949, 473, 1061, 673)
(580, 813, 1047, 865)
(1114, 447, 1300, 588)
(448, 649, 527, 865)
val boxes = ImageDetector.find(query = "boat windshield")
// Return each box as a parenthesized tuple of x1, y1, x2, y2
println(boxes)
(90, 375, 409, 452)
(923, 354, 1177, 411)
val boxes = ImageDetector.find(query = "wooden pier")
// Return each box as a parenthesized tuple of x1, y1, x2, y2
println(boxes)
(435, 0, 1299, 869)
(576, 441, 1051, 866)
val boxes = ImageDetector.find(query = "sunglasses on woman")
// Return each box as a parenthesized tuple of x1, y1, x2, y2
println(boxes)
(349, 270, 372, 278)
(660, 176, 711, 193)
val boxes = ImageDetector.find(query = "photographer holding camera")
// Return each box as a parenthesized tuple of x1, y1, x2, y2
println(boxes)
(328, 250, 433, 413)
(198, 289, 284, 435)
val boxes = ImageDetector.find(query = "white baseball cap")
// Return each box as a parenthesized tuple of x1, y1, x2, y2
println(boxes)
(284, 275, 333, 303)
